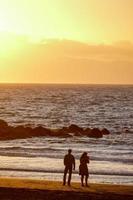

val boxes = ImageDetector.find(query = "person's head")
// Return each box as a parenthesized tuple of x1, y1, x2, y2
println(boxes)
(68, 149, 72, 154)
(82, 152, 87, 157)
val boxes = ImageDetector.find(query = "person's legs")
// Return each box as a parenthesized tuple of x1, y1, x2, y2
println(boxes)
(85, 175, 89, 186)
(68, 167, 72, 186)
(81, 175, 84, 186)
(63, 167, 68, 185)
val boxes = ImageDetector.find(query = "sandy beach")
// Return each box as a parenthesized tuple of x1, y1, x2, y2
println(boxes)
(0, 177, 132, 200)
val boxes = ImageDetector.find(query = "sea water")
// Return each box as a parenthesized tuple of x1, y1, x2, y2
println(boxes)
(0, 84, 133, 185)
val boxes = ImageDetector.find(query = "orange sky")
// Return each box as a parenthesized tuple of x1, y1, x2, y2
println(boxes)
(0, 0, 133, 84)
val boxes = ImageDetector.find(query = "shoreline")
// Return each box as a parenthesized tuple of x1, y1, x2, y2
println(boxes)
(0, 177, 132, 200)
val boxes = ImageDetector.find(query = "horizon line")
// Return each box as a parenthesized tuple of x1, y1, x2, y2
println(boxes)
(0, 82, 133, 86)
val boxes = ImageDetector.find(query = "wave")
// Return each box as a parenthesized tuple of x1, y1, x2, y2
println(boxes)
(0, 147, 61, 153)
(91, 156, 133, 164)
(0, 150, 132, 165)
(0, 167, 133, 177)
(0, 146, 55, 151)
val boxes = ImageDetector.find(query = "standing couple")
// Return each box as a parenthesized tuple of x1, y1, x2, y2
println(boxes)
(63, 149, 90, 187)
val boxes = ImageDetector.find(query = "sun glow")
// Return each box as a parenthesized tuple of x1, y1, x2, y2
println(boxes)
(0, 33, 23, 56)
(0, 25, 32, 57)
(0, 18, 9, 32)
(0, 0, 133, 84)
(0, 0, 133, 44)
(0, 7, 12, 32)
(0, 8, 20, 56)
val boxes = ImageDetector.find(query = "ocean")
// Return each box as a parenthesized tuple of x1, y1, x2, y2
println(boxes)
(0, 84, 133, 185)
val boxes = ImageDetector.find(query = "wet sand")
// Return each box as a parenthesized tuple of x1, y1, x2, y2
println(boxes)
(0, 177, 132, 200)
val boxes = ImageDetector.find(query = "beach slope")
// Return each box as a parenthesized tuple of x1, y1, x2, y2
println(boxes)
(0, 178, 132, 200)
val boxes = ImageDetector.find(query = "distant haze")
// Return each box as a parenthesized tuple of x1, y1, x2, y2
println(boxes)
(0, 0, 133, 84)
(0, 39, 133, 84)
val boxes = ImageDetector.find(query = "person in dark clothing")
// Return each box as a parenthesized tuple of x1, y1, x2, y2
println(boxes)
(79, 152, 90, 187)
(63, 149, 75, 186)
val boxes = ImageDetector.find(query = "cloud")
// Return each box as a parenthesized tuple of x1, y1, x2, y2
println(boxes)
(34, 39, 133, 62)
(0, 37, 133, 83)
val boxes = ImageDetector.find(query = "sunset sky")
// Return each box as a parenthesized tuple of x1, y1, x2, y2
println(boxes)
(0, 0, 133, 84)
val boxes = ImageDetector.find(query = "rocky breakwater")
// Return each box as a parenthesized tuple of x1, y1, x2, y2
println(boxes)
(0, 119, 110, 140)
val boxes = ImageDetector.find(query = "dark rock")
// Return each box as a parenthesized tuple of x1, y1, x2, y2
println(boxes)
(0, 119, 8, 129)
(68, 124, 83, 133)
(0, 119, 111, 140)
(73, 132, 82, 136)
(60, 127, 69, 134)
(82, 128, 92, 136)
(0, 119, 11, 139)
(0, 126, 17, 140)
(101, 128, 110, 135)
(56, 126, 82, 137)
(31, 126, 51, 136)
(88, 128, 103, 138)
(13, 126, 33, 137)
(56, 128, 72, 137)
